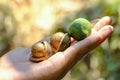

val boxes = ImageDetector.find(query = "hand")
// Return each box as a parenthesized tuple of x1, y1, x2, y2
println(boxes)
(0, 16, 114, 80)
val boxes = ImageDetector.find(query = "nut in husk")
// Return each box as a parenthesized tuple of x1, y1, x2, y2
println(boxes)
(69, 18, 91, 41)
(50, 32, 71, 53)
(30, 41, 52, 62)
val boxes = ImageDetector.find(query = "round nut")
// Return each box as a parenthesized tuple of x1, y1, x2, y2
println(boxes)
(50, 32, 71, 53)
(31, 42, 45, 58)
(30, 41, 52, 62)
(69, 18, 91, 41)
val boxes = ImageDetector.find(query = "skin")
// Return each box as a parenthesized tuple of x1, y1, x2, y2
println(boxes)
(0, 16, 114, 80)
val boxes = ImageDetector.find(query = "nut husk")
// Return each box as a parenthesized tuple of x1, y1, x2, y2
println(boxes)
(30, 41, 52, 62)
(69, 18, 91, 41)
(50, 32, 71, 53)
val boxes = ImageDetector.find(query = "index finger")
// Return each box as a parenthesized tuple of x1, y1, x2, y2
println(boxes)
(93, 16, 112, 31)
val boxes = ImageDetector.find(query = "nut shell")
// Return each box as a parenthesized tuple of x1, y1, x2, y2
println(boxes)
(57, 33, 71, 51)
(50, 32, 71, 53)
(31, 42, 45, 58)
(30, 41, 52, 62)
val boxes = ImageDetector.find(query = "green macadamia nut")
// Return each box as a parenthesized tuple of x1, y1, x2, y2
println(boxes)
(69, 18, 91, 41)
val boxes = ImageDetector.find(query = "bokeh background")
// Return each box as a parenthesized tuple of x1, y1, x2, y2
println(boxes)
(0, 0, 120, 80)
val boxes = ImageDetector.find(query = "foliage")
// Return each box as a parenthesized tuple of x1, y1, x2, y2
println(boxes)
(0, 0, 120, 80)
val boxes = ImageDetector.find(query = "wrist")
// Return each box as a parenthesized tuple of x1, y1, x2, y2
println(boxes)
(0, 58, 10, 79)
(0, 66, 31, 80)
(0, 64, 20, 80)
(0, 67, 13, 80)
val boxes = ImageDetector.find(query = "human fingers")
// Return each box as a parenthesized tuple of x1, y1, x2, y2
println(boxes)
(93, 16, 112, 31)
(91, 19, 100, 27)
(63, 25, 114, 62)
(86, 25, 114, 52)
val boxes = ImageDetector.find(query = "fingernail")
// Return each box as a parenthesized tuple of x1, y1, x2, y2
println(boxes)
(103, 16, 112, 24)
(99, 25, 114, 39)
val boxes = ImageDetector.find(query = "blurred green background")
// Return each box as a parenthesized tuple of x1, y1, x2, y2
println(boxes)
(0, 0, 120, 80)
